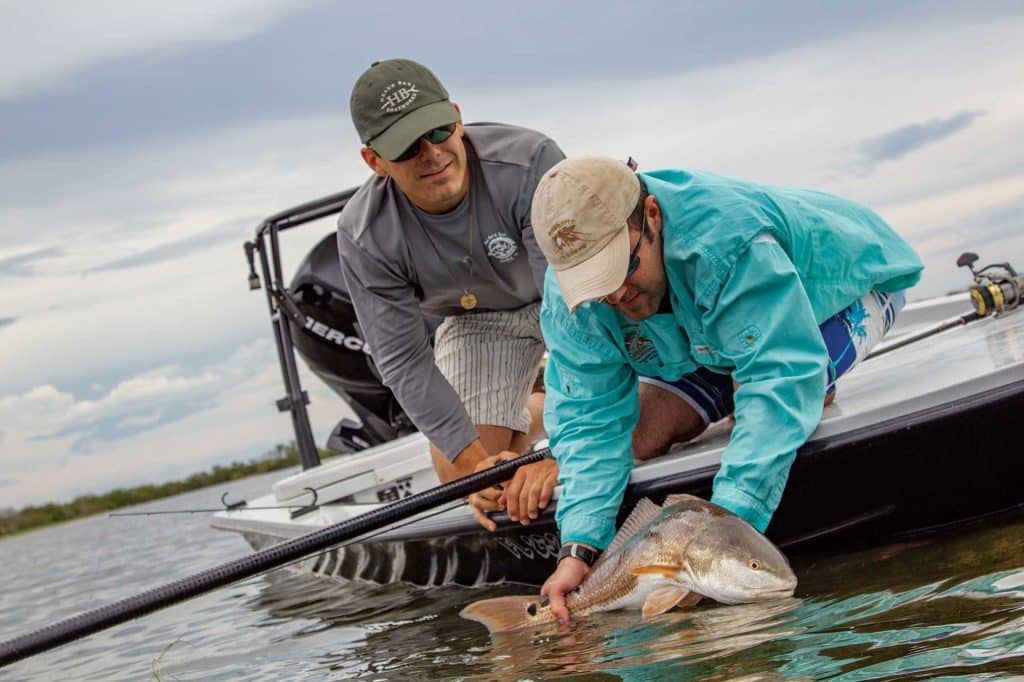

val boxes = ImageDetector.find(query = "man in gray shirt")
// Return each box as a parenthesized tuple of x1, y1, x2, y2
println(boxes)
(337, 59, 564, 529)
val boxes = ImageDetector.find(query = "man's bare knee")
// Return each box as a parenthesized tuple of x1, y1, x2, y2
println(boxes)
(633, 430, 669, 461)
(634, 383, 706, 461)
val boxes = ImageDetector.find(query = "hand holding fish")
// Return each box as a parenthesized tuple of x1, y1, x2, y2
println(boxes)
(467, 452, 558, 531)
(462, 495, 798, 633)
(541, 555, 591, 623)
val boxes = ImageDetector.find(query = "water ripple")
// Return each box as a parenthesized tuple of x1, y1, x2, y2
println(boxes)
(2, 475, 1023, 680)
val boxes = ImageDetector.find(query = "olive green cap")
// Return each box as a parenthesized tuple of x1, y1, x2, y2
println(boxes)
(350, 59, 459, 161)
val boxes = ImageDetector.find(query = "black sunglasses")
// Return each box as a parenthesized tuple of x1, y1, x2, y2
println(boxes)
(392, 123, 457, 162)
(625, 208, 647, 279)
(599, 211, 647, 305)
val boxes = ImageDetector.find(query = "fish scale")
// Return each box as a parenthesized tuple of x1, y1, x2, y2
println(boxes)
(565, 508, 706, 616)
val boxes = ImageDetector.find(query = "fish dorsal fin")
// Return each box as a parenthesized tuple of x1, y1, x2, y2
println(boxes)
(641, 586, 701, 618)
(603, 498, 662, 558)
(662, 493, 701, 508)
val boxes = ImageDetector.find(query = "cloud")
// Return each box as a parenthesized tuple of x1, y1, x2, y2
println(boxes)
(0, 246, 63, 277)
(0, 1, 309, 101)
(88, 219, 250, 273)
(847, 111, 986, 176)
(0, 352, 351, 508)
(0, 385, 75, 430)
(1, 3, 1011, 159)
(2, 4, 1023, 508)
(925, 194, 1024, 264)
(0, 341, 272, 454)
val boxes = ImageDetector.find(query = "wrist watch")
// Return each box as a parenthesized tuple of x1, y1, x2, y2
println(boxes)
(557, 542, 600, 567)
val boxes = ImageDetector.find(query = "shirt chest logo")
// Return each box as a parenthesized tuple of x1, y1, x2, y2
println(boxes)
(624, 326, 658, 364)
(485, 232, 518, 263)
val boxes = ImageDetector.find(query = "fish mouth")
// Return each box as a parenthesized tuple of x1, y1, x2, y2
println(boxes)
(753, 586, 797, 600)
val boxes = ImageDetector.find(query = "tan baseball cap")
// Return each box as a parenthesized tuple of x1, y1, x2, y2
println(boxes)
(531, 156, 641, 311)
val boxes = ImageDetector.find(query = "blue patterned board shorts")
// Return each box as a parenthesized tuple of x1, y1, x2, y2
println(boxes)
(639, 290, 907, 426)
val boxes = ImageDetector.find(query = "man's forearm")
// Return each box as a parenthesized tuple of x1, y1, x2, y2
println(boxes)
(431, 439, 490, 482)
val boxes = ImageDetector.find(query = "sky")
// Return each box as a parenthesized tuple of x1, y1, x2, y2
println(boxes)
(1, 1, 1022, 509)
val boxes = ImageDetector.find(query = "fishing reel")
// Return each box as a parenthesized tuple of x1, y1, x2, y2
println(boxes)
(957, 252, 1023, 317)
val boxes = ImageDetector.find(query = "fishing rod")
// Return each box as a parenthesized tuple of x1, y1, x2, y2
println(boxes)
(108, 491, 316, 517)
(0, 448, 548, 668)
(241, 498, 473, 584)
(866, 310, 981, 359)
(109, 505, 304, 516)
(868, 252, 1022, 360)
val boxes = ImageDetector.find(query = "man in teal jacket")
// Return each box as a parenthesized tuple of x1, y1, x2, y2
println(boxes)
(530, 156, 923, 621)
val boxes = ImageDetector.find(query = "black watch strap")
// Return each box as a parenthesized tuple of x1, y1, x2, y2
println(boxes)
(557, 542, 600, 567)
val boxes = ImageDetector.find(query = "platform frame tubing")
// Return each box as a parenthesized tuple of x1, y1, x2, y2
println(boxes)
(252, 188, 359, 471)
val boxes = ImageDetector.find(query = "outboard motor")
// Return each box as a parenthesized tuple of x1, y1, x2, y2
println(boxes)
(288, 233, 423, 452)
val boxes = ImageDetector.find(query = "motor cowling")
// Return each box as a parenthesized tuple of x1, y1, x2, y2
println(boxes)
(288, 233, 420, 449)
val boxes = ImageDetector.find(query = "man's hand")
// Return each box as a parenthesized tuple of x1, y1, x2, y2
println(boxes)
(502, 458, 558, 525)
(541, 557, 590, 623)
(467, 452, 559, 531)
(467, 450, 518, 532)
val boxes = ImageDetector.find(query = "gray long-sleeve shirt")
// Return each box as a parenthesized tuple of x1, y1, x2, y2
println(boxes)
(337, 123, 565, 459)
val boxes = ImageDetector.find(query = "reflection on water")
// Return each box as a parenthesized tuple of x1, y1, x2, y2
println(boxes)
(1, 472, 1023, 680)
(245, 508, 1024, 680)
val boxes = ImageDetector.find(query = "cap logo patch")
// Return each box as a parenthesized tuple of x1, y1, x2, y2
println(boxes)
(485, 233, 518, 263)
(549, 219, 586, 261)
(379, 81, 419, 113)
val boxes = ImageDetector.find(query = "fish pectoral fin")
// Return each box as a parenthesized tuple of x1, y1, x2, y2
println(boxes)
(630, 564, 682, 577)
(678, 592, 703, 608)
(642, 586, 700, 618)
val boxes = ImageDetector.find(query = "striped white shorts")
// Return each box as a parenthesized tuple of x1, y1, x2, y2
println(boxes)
(433, 301, 546, 434)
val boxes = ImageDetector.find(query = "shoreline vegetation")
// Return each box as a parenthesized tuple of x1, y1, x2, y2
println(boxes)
(0, 443, 333, 539)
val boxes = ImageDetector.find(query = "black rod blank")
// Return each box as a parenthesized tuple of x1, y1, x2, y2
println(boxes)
(0, 449, 547, 668)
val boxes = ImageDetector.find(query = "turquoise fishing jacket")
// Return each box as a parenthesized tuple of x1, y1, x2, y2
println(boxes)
(541, 169, 923, 549)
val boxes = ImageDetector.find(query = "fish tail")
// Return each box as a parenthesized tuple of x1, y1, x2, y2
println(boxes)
(460, 595, 552, 633)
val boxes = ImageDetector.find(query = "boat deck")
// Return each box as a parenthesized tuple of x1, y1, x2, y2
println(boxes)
(212, 297, 1024, 583)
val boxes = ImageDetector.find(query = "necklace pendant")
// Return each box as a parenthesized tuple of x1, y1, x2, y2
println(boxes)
(460, 292, 478, 310)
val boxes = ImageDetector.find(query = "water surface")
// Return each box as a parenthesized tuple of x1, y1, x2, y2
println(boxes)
(1, 470, 1022, 680)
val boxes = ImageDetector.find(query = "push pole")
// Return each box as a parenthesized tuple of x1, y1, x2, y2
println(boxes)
(0, 449, 548, 668)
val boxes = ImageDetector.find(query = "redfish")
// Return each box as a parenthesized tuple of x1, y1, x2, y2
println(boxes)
(461, 494, 797, 632)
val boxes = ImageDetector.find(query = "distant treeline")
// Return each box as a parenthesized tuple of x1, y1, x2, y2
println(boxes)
(0, 443, 333, 538)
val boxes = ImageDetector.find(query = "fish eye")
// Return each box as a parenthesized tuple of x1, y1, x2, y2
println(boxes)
(749, 559, 762, 570)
